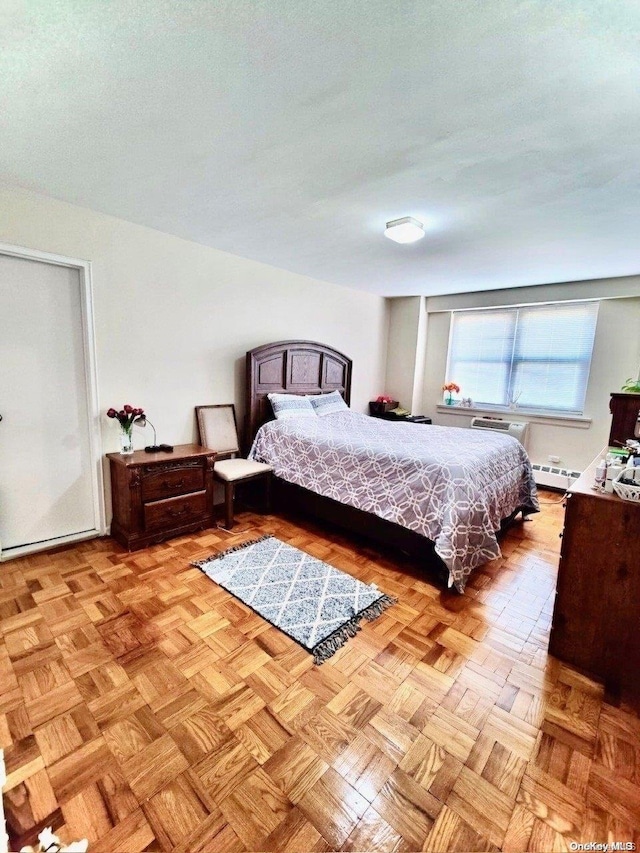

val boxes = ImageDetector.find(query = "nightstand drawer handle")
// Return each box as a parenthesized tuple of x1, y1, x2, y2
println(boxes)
(167, 505, 190, 518)
(163, 478, 184, 490)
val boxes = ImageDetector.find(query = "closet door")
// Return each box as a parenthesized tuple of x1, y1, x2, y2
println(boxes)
(0, 252, 99, 556)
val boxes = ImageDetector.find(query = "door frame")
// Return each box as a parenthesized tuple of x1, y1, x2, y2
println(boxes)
(0, 242, 106, 559)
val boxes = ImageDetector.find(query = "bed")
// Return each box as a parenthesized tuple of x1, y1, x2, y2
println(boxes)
(245, 340, 539, 592)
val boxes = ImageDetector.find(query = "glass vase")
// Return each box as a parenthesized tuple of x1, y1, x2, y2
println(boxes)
(119, 424, 134, 455)
(446, 393, 455, 405)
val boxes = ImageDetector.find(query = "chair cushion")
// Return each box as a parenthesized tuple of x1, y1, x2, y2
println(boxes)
(215, 458, 272, 482)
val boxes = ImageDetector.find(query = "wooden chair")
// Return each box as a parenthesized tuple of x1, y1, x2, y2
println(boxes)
(195, 404, 272, 529)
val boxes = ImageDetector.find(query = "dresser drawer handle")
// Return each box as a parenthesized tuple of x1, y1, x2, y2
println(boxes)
(163, 478, 184, 490)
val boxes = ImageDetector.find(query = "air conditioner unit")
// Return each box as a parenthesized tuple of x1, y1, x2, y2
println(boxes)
(470, 417, 529, 446)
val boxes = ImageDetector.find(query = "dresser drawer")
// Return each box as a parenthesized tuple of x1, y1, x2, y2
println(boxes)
(144, 491, 208, 531)
(141, 465, 205, 502)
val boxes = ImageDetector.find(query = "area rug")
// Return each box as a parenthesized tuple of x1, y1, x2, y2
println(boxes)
(193, 535, 395, 664)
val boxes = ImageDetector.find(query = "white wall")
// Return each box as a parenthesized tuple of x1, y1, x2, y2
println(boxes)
(384, 297, 422, 408)
(386, 279, 640, 472)
(0, 184, 389, 518)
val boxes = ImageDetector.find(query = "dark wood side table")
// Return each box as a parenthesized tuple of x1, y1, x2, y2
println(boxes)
(107, 444, 216, 550)
(369, 412, 432, 424)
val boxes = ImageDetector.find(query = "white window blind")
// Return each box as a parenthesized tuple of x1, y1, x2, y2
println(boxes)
(446, 301, 599, 414)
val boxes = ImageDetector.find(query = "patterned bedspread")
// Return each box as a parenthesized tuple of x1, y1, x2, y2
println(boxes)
(249, 412, 539, 592)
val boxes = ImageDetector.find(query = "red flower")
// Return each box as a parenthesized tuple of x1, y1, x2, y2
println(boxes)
(106, 404, 145, 428)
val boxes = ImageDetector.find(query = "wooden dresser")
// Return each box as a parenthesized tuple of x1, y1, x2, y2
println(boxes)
(549, 454, 640, 708)
(108, 445, 216, 550)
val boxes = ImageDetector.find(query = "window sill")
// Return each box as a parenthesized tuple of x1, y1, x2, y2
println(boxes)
(435, 404, 592, 429)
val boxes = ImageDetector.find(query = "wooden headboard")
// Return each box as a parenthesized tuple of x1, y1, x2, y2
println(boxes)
(245, 340, 352, 446)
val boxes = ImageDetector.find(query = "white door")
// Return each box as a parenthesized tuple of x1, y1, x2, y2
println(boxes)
(0, 252, 100, 556)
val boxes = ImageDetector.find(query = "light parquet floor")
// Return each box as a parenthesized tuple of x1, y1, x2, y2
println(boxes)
(1, 492, 639, 852)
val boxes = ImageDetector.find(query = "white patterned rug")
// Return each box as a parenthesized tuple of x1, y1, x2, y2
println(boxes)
(193, 535, 395, 664)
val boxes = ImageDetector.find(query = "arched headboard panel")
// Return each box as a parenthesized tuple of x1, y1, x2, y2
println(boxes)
(245, 340, 352, 447)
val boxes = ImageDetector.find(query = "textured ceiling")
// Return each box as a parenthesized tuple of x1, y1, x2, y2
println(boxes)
(1, 1, 639, 296)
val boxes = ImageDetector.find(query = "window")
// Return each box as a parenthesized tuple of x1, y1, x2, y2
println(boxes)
(446, 301, 599, 414)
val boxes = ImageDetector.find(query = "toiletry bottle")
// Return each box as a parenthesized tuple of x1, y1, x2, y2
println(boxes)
(606, 460, 623, 493)
(595, 458, 606, 490)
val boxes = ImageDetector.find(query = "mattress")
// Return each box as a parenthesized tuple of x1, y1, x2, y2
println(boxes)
(249, 411, 539, 592)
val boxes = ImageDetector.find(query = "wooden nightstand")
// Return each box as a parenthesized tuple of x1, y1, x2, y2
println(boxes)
(369, 412, 432, 424)
(107, 444, 216, 550)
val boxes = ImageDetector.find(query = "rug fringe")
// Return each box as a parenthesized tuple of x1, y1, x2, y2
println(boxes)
(312, 594, 397, 665)
(191, 534, 274, 568)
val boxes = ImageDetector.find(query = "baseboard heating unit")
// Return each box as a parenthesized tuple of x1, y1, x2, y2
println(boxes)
(470, 417, 529, 446)
(531, 463, 581, 490)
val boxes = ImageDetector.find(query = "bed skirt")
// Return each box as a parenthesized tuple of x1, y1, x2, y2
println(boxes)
(269, 477, 527, 590)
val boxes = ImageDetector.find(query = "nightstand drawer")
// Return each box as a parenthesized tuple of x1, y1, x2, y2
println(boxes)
(141, 465, 204, 501)
(144, 491, 207, 531)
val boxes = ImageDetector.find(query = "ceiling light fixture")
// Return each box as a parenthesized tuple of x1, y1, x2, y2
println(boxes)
(384, 216, 425, 244)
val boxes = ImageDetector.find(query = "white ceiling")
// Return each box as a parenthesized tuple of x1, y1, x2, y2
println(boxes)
(1, 1, 639, 297)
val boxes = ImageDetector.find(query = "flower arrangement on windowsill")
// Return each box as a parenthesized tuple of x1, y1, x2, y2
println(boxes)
(442, 382, 460, 406)
(106, 404, 145, 455)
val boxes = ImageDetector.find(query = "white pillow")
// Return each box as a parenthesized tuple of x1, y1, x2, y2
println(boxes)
(268, 393, 316, 420)
(308, 390, 349, 416)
